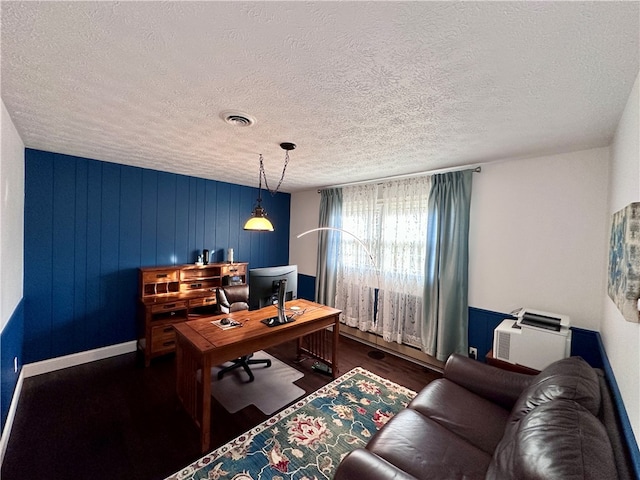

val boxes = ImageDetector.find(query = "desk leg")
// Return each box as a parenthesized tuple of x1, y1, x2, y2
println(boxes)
(176, 337, 212, 454)
(176, 338, 198, 422)
(296, 337, 303, 363)
(200, 355, 212, 453)
(332, 315, 339, 378)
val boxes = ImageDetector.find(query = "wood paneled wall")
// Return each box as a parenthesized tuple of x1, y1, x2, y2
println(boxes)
(1, 300, 23, 430)
(23, 149, 291, 363)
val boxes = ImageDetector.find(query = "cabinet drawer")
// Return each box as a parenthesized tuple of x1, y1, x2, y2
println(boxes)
(189, 296, 217, 308)
(143, 270, 179, 284)
(222, 264, 246, 276)
(151, 301, 187, 314)
(151, 325, 176, 353)
(182, 279, 219, 291)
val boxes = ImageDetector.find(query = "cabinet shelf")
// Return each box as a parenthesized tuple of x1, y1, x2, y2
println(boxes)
(143, 282, 180, 296)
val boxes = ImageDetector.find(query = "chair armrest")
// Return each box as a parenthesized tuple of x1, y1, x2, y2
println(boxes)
(333, 449, 419, 480)
(444, 353, 535, 410)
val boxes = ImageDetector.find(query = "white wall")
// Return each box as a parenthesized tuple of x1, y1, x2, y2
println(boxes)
(289, 189, 321, 276)
(0, 99, 25, 332)
(469, 148, 610, 330)
(603, 72, 640, 440)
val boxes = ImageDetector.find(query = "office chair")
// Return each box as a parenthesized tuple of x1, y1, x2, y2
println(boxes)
(216, 284, 271, 382)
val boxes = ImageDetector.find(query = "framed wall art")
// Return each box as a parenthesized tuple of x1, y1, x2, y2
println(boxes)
(607, 202, 640, 323)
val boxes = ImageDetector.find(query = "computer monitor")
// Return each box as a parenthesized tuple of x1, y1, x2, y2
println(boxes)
(248, 265, 298, 311)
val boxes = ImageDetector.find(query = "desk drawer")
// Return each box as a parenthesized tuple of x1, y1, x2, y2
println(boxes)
(151, 325, 177, 354)
(222, 264, 246, 276)
(151, 301, 188, 314)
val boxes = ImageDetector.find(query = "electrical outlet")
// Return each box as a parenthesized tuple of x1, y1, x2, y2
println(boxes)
(468, 347, 478, 360)
(14, 357, 18, 373)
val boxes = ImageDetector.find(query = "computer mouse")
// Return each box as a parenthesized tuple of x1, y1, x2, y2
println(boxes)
(220, 318, 230, 325)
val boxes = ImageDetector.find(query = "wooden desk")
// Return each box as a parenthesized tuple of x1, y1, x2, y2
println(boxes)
(174, 299, 341, 452)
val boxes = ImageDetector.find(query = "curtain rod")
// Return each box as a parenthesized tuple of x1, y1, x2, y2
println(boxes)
(317, 165, 481, 193)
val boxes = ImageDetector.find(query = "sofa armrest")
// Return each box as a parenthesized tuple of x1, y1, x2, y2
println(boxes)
(444, 353, 535, 410)
(333, 449, 419, 480)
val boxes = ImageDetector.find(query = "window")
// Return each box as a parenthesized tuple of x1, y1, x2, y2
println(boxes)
(335, 176, 431, 347)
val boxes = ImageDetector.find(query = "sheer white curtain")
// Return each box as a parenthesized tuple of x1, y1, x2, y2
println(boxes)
(335, 183, 379, 333)
(335, 176, 431, 347)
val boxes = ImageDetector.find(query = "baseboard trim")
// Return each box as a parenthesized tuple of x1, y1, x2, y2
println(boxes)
(338, 324, 445, 373)
(22, 341, 137, 378)
(0, 369, 24, 467)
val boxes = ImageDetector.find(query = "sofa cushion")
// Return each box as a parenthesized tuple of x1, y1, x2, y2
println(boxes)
(333, 449, 419, 480)
(409, 378, 510, 454)
(366, 408, 491, 480)
(509, 356, 600, 423)
(487, 399, 617, 480)
(444, 353, 534, 410)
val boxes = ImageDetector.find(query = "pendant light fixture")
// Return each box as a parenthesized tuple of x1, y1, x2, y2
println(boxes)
(244, 142, 296, 231)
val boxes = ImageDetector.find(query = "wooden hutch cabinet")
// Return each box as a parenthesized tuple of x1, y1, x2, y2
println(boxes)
(138, 262, 248, 366)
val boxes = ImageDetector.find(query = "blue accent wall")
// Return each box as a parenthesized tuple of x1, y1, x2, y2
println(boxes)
(1, 300, 24, 431)
(569, 326, 603, 368)
(23, 149, 291, 364)
(468, 307, 509, 360)
(298, 273, 316, 301)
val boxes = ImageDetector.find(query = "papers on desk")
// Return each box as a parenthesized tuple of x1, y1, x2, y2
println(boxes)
(211, 318, 243, 330)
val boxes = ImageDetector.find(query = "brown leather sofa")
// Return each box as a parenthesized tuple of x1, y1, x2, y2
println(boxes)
(334, 354, 633, 480)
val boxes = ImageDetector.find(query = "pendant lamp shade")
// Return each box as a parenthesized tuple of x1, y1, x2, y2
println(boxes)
(243, 204, 274, 231)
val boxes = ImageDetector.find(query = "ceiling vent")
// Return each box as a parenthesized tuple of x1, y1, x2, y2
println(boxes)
(220, 110, 256, 127)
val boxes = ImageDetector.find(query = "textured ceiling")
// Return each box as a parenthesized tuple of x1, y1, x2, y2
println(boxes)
(1, 1, 638, 192)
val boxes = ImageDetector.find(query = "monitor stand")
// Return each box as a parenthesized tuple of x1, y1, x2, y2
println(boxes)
(261, 314, 295, 327)
(261, 278, 295, 327)
(261, 304, 294, 327)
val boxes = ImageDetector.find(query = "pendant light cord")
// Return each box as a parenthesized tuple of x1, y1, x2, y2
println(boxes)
(259, 150, 290, 196)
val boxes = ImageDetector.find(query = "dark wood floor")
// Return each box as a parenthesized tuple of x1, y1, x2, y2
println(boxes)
(1, 336, 441, 480)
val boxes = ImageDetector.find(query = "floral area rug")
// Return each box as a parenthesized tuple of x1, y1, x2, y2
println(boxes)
(166, 367, 417, 480)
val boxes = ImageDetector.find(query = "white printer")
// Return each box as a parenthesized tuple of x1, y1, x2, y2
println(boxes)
(493, 308, 572, 371)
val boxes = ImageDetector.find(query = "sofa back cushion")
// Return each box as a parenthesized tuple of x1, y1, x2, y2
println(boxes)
(508, 356, 600, 423)
(486, 399, 617, 480)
